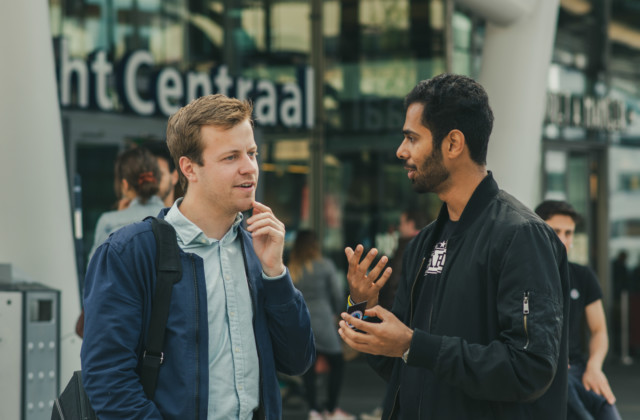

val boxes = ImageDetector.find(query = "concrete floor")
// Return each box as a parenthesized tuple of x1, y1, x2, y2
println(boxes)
(282, 355, 640, 420)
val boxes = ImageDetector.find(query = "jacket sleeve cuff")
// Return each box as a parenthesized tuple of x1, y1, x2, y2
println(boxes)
(262, 268, 301, 306)
(262, 267, 287, 280)
(407, 329, 442, 370)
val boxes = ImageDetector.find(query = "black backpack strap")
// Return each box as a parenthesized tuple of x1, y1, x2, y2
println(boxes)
(140, 217, 182, 400)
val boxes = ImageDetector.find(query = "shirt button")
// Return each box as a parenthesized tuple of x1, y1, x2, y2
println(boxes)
(234, 347, 239, 353)
(238, 385, 243, 391)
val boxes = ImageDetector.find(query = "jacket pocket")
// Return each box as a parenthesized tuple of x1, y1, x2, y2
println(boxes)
(517, 290, 562, 358)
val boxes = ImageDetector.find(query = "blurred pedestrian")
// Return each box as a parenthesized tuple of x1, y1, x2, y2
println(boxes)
(77, 146, 165, 338)
(88, 146, 164, 259)
(612, 251, 630, 296)
(289, 230, 355, 420)
(378, 208, 426, 310)
(141, 139, 182, 207)
(535, 200, 622, 420)
(338, 74, 569, 419)
(611, 250, 630, 357)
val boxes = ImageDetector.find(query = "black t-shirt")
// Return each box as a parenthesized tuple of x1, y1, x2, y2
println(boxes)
(414, 219, 457, 325)
(568, 262, 603, 365)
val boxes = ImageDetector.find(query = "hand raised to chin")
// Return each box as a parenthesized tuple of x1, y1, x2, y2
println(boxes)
(246, 201, 286, 277)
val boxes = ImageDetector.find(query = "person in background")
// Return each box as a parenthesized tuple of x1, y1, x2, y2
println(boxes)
(88, 146, 164, 259)
(81, 94, 315, 419)
(535, 200, 622, 420)
(378, 208, 427, 310)
(142, 139, 182, 207)
(289, 230, 355, 420)
(338, 74, 569, 419)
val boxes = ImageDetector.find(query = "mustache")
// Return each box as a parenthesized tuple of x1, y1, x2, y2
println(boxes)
(401, 160, 417, 171)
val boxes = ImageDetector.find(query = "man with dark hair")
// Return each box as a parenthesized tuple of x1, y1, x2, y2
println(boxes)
(338, 74, 569, 419)
(82, 94, 315, 419)
(535, 200, 621, 420)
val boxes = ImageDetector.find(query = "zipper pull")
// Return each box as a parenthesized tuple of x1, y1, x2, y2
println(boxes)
(523, 292, 530, 315)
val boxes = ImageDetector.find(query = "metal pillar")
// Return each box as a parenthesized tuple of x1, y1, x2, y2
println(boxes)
(456, 0, 560, 208)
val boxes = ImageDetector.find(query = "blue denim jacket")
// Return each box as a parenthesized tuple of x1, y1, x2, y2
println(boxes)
(81, 210, 315, 419)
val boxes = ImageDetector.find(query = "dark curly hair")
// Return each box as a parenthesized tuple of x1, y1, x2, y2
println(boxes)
(534, 200, 580, 223)
(404, 74, 494, 165)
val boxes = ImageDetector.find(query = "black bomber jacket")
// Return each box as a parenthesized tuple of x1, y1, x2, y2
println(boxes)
(370, 172, 570, 420)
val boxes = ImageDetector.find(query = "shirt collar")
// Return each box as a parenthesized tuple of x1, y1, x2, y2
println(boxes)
(165, 198, 243, 247)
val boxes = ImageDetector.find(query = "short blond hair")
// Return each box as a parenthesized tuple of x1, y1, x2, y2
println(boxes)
(166, 94, 253, 191)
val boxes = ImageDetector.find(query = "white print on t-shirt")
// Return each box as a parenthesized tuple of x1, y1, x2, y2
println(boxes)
(570, 288, 580, 300)
(426, 241, 447, 275)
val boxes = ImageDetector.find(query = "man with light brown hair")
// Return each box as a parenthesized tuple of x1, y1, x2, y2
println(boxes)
(82, 94, 315, 419)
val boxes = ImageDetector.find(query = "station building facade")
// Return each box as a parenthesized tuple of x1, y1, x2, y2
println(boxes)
(49, 0, 640, 351)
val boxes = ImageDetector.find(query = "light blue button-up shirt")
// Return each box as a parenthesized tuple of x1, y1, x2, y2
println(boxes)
(165, 200, 259, 420)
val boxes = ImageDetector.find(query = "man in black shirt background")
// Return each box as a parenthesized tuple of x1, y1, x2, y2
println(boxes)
(536, 200, 621, 420)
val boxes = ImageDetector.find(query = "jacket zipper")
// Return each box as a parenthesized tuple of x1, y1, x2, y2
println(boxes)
(191, 256, 200, 420)
(409, 257, 427, 327)
(522, 292, 530, 350)
(385, 386, 400, 420)
(389, 257, 426, 420)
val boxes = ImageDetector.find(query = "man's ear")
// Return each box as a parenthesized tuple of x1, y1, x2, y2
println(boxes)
(179, 156, 197, 184)
(444, 129, 466, 158)
(170, 169, 179, 187)
(121, 178, 130, 194)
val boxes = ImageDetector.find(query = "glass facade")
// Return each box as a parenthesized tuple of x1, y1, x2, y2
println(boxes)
(609, 0, 640, 273)
(49, 0, 450, 272)
(538, 0, 640, 356)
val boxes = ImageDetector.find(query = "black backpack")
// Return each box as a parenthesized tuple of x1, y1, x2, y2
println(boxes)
(52, 217, 181, 420)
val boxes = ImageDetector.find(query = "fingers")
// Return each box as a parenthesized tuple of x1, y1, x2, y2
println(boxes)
(593, 379, 616, 405)
(602, 384, 616, 405)
(344, 245, 391, 281)
(247, 205, 285, 233)
(363, 305, 390, 320)
(367, 255, 389, 281)
(338, 308, 413, 358)
(340, 312, 374, 334)
(338, 319, 371, 348)
(358, 248, 381, 274)
(583, 374, 616, 405)
(251, 201, 272, 214)
(345, 245, 365, 272)
(370, 264, 392, 288)
(345, 247, 354, 260)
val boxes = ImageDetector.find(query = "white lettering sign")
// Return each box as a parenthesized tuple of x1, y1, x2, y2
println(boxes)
(56, 39, 314, 129)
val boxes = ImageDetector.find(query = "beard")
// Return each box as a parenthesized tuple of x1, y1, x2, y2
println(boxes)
(410, 147, 450, 193)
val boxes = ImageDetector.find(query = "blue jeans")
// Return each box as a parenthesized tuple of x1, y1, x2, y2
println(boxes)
(567, 364, 622, 420)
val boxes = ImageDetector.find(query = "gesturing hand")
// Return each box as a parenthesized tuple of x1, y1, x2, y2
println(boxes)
(247, 201, 286, 277)
(345, 245, 392, 307)
(338, 305, 412, 358)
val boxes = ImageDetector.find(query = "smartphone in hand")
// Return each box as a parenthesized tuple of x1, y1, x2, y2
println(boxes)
(346, 301, 367, 333)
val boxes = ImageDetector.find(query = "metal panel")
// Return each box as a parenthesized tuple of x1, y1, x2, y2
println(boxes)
(0, 291, 23, 420)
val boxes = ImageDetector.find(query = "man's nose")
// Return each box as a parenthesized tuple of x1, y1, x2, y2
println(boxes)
(239, 154, 258, 173)
(397, 140, 408, 160)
